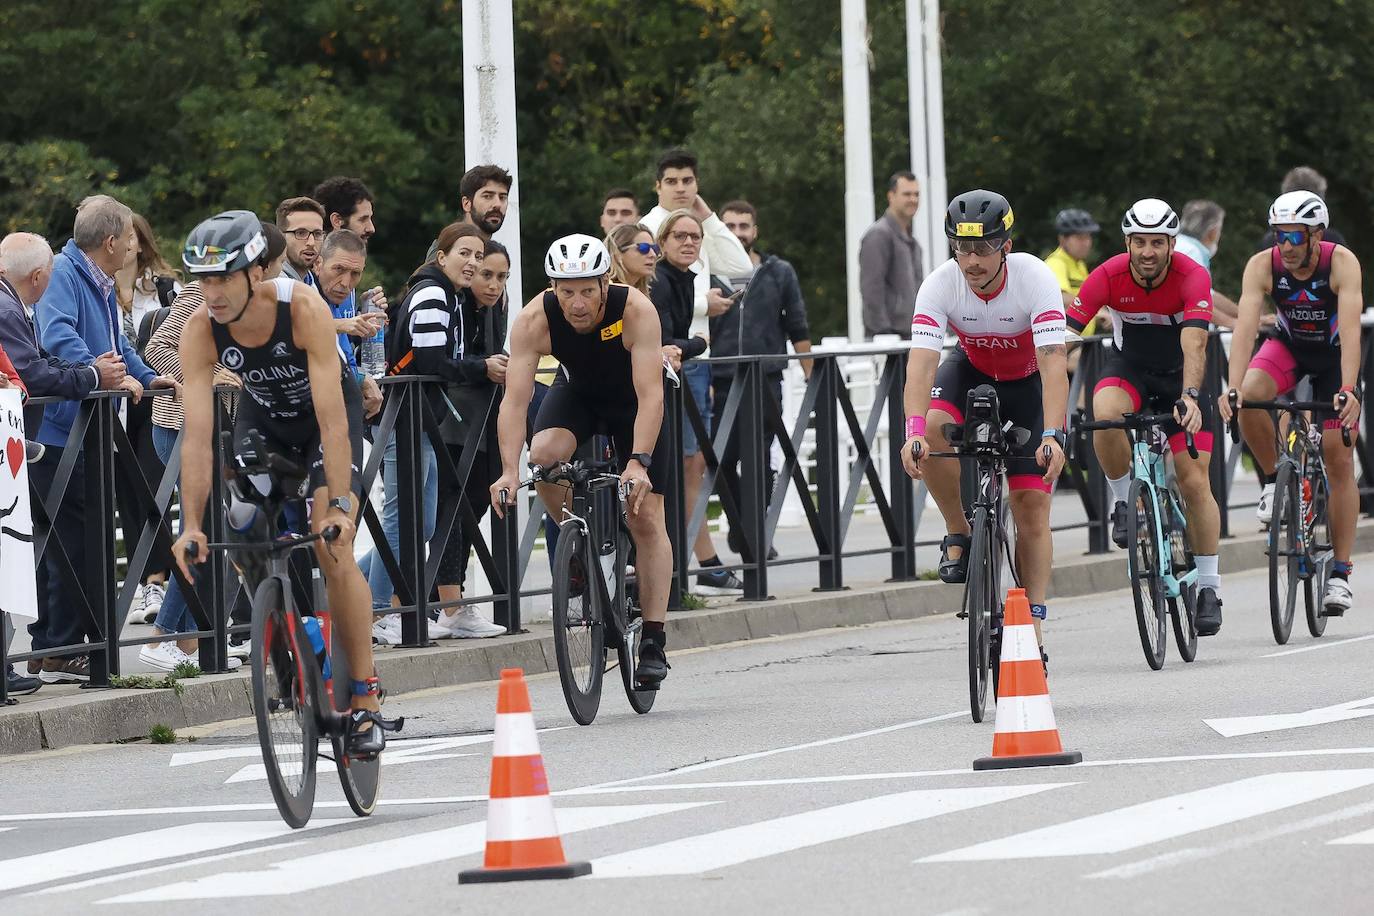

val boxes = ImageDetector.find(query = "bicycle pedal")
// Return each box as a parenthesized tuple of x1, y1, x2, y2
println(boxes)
(956, 610, 968, 620)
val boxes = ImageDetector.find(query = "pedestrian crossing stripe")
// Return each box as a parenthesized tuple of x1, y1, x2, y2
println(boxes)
(1330, 826, 1374, 845)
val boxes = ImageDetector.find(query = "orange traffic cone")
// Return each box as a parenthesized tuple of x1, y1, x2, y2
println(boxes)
(973, 588, 1082, 771)
(459, 669, 592, 883)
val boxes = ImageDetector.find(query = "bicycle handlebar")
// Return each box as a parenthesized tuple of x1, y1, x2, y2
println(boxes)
(1072, 401, 1197, 466)
(1227, 389, 1353, 447)
(186, 524, 341, 562)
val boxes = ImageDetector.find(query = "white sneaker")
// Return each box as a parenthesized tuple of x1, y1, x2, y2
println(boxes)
(223, 654, 243, 672)
(138, 642, 189, 673)
(142, 582, 166, 623)
(1323, 577, 1353, 616)
(372, 613, 402, 646)
(1256, 482, 1276, 525)
(125, 585, 146, 627)
(228, 638, 251, 661)
(433, 607, 506, 639)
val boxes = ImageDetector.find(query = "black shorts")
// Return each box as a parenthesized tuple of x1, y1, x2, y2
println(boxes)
(231, 374, 366, 499)
(532, 380, 671, 493)
(929, 350, 1050, 492)
(1093, 349, 1214, 454)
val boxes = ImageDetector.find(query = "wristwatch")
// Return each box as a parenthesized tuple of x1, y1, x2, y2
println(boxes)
(1182, 387, 1201, 400)
(1041, 428, 1066, 449)
(629, 452, 653, 469)
(328, 495, 354, 515)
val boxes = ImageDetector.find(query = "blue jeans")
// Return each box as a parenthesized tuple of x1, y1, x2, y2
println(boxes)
(361, 428, 438, 609)
(151, 425, 193, 634)
(681, 361, 713, 456)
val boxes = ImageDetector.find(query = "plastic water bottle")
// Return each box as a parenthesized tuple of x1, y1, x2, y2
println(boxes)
(300, 616, 331, 680)
(360, 290, 387, 379)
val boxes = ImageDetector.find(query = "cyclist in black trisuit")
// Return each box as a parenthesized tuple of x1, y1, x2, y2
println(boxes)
(490, 233, 674, 686)
(172, 210, 397, 757)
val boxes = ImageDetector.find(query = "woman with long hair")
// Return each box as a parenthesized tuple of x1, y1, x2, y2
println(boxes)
(606, 222, 659, 296)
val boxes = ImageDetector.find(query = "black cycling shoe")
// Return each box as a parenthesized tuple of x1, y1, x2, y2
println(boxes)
(939, 534, 971, 584)
(346, 708, 405, 760)
(635, 640, 670, 688)
(1195, 587, 1223, 637)
(1111, 500, 1130, 549)
(1041, 647, 1049, 677)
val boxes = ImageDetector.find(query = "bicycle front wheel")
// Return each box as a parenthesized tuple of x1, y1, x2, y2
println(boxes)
(1268, 464, 1301, 645)
(251, 578, 319, 829)
(551, 520, 604, 725)
(1127, 479, 1167, 670)
(966, 507, 994, 723)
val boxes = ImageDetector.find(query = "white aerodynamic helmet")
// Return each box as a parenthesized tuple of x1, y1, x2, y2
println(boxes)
(1121, 198, 1180, 237)
(1268, 191, 1328, 228)
(545, 233, 611, 279)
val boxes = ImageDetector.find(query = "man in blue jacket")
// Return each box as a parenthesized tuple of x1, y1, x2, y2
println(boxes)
(28, 197, 175, 683)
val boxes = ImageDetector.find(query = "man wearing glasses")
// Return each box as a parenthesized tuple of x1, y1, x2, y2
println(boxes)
(1219, 192, 1363, 616)
(900, 189, 1068, 659)
(275, 197, 328, 285)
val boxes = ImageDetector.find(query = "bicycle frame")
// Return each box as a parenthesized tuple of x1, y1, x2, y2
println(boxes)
(1127, 431, 1198, 601)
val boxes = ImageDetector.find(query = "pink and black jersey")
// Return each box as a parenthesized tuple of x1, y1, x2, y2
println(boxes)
(910, 253, 1066, 382)
(1068, 252, 1212, 373)
(1272, 241, 1342, 368)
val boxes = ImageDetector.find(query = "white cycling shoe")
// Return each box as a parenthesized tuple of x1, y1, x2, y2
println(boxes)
(1323, 577, 1353, 617)
(1256, 482, 1276, 526)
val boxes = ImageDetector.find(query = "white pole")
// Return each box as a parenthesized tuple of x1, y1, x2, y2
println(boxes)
(905, 0, 933, 276)
(463, 0, 523, 313)
(841, 0, 876, 343)
(922, 0, 948, 272)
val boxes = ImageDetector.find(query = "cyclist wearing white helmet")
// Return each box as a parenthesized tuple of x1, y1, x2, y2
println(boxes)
(490, 233, 675, 685)
(1219, 191, 1363, 615)
(1068, 198, 1226, 636)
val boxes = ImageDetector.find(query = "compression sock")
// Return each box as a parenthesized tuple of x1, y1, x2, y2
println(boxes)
(1195, 554, 1220, 592)
(642, 620, 666, 646)
(700, 555, 721, 568)
(1332, 560, 1353, 581)
(1258, 469, 1275, 486)
(1107, 473, 1131, 504)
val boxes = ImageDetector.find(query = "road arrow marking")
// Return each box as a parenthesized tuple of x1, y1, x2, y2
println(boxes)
(1204, 696, 1374, 738)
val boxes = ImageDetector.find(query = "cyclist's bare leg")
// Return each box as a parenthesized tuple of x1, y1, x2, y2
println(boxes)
(310, 491, 378, 715)
(1010, 488, 1051, 642)
(925, 408, 970, 557)
(1323, 429, 1357, 564)
(1239, 368, 1281, 475)
(1173, 449, 1219, 555)
(1090, 386, 1136, 479)
(624, 493, 670, 625)
(529, 427, 577, 524)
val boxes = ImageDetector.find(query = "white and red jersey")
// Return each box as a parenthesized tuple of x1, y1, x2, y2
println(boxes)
(910, 253, 1066, 381)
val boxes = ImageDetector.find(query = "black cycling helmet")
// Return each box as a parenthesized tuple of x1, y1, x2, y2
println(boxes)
(1054, 208, 1100, 234)
(945, 190, 1014, 241)
(182, 210, 267, 277)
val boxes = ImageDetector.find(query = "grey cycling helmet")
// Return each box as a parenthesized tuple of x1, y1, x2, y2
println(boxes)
(1055, 208, 1100, 234)
(182, 210, 267, 276)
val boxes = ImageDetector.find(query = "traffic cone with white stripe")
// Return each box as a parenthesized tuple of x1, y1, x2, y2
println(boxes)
(459, 669, 592, 883)
(973, 588, 1082, 771)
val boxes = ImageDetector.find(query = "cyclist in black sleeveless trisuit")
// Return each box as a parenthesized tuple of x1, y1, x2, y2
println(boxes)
(172, 210, 397, 757)
(491, 233, 675, 686)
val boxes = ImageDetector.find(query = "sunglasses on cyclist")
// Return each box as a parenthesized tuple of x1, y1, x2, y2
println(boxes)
(1275, 228, 1309, 246)
(625, 242, 661, 255)
(952, 238, 1003, 257)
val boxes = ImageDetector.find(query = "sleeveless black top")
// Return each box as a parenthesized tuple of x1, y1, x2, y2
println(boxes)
(542, 284, 634, 401)
(210, 277, 337, 421)
(1271, 240, 1340, 367)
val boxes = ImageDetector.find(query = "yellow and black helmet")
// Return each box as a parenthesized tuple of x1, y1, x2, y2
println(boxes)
(944, 189, 1014, 242)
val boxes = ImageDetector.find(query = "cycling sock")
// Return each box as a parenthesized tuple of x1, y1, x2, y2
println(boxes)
(1258, 470, 1275, 486)
(700, 555, 722, 568)
(1195, 554, 1220, 591)
(642, 620, 666, 646)
(1030, 603, 1047, 620)
(1107, 473, 1131, 504)
(1332, 560, 1353, 580)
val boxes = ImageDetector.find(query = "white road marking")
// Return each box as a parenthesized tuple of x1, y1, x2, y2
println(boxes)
(1204, 696, 1374, 738)
(224, 750, 474, 784)
(1087, 799, 1374, 878)
(1262, 633, 1374, 658)
(582, 711, 965, 790)
(0, 821, 344, 893)
(920, 770, 1374, 862)
(169, 730, 573, 769)
(1329, 826, 1374, 845)
(590, 784, 1069, 877)
(28, 841, 305, 896)
(100, 803, 712, 902)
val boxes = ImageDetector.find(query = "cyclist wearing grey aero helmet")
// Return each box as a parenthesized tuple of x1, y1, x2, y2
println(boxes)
(172, 209, 398, 759)
(490, 234, 675, 686)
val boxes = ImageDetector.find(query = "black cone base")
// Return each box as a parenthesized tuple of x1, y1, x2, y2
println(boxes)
(459, 861, 592, 884)
(973, 749, 1083, 771)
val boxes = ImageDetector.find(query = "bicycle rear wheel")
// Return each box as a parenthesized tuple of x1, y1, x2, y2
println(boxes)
(613, 529, 656, 714)
(1127, 479, 1167, 670)
(328, 617, 381, 818)
(1169, 582, 1198, 663)
(551, 520, 604, 725)
(1269, 464, 1300, 644)
(251, 578, 319, 829)
(966, 507, 994, 723)
(1304, 468, 1331, 637)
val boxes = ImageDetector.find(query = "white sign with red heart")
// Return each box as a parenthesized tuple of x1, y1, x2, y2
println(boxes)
(0, 389, 36, 621)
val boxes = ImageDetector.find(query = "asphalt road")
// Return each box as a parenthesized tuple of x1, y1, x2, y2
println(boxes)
(3, 549, 1372, 915)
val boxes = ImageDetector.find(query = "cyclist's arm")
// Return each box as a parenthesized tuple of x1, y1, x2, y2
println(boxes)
(294, 287, 354, 503)
(1227, 252, 1272, 392)
(1030, 270, 1069, 430)
(1331, 245, 1365, 392)
(498, 300, 546, 476)
(1063, 263, 1108, 350)
(905, 282, 948, 428)
(624, 290, 666, 455)
(1179, 265, 1214, 394)
(175, 311, 218, 534)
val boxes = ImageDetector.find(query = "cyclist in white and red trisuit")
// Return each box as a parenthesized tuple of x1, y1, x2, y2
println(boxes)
(1218, 191, 1363, 615)
(1068, 198, 1224, 636)
(900, 190, 1069, 655)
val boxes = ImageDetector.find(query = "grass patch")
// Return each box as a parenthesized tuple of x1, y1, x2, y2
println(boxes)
(677, 592, 708, 610)
(148, 724, 177, 744)
(110, 661, 202, 696)
(918, 569, 941, 581)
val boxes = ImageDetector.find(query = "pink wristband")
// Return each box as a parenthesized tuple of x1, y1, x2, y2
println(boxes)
(906, 415, 925, 439)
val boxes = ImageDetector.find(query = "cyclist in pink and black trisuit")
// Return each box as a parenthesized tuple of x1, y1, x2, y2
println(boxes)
(1068, 198, 1224, 637)
(900, 190, 1069, 655)
(1218, 191, 1363, 616)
